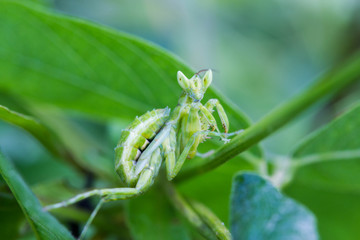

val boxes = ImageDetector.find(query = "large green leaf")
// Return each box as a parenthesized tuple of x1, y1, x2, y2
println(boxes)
(0, 152, 75, 240)
(284, 102, 360, 239)
(125, 185, 191, 240)
(0, 0, 253, 133)
(290, 102, 360, 192)
(230, 173, 318, 240)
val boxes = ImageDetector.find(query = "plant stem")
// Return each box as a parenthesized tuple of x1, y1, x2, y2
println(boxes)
(177, 53, 360, 181)
(162, 181, 218, 240)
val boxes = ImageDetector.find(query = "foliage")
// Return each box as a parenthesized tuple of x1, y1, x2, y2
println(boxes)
(231, 173, 318, 240)
(0, 152, 75, 240)
(284, 102, 360, 239)
(0, 1, 360, 240)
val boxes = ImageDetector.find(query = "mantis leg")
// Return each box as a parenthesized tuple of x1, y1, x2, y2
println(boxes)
(78, 199, 104, 240)
(167, 129, 242, 180)
(162, 126, 177, 180)
(44, 188, 136, 211)
(106, 148, 162, 201)
(198, 104, 221, 134)
(44, 148, 162, 211)
(166, 130, 230, 180)
(199, 105, 229, 142)
(204, 99, 229, 133)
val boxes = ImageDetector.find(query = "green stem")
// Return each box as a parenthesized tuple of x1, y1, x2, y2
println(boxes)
(163, 181, 218, 240)
(188, 199, 232, 240)
(177, 52, 360, 181)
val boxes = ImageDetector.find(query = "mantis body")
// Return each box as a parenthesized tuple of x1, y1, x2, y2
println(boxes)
(45, 69, 238, 239)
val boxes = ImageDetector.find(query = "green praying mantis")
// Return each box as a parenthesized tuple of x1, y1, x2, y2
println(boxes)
(45, 69, 240, 239)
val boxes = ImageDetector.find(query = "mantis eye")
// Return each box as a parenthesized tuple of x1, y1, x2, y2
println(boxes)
(177, 71, 190, 90)
(202, 69, 213, 89)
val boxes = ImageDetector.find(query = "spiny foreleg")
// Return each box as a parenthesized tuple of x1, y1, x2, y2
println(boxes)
(205, 99, 229, 133)
(165, 130, 231, 181)
(199, 104, 229, 143)
(162, 126, 177, 180)
(198, 104, 221, 134)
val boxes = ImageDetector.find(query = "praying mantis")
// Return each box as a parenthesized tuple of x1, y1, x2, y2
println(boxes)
(45, 69, 239, 239)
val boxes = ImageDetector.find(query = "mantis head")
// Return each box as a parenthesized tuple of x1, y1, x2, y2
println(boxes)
(177, 69, 213, 101)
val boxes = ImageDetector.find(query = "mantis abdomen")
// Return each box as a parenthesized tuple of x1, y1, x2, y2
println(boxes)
(115, 108, 170, 186)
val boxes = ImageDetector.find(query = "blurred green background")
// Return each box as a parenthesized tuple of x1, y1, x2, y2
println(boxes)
(1, 0, 360, 239)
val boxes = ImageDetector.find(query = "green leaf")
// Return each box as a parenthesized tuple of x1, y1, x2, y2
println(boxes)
(25, 104, 117, 182)
(290, 102, 360, 192)
(284, 102, 360, 239)
(0, 104, 93, 180)
(0, 0, 252, 128)
(125, 185, 191, 240)
(0, 104, 66, 158)
(230, 173, 318, 240)
(0, 152, 75, 240)
(285, 183, 360, 240)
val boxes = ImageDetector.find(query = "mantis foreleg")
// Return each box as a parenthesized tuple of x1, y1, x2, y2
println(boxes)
(165, 130, 232, 180)
(162, 126, 177, 178)
(205, 99, 229, 133)
(198, 104, 221, 133)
